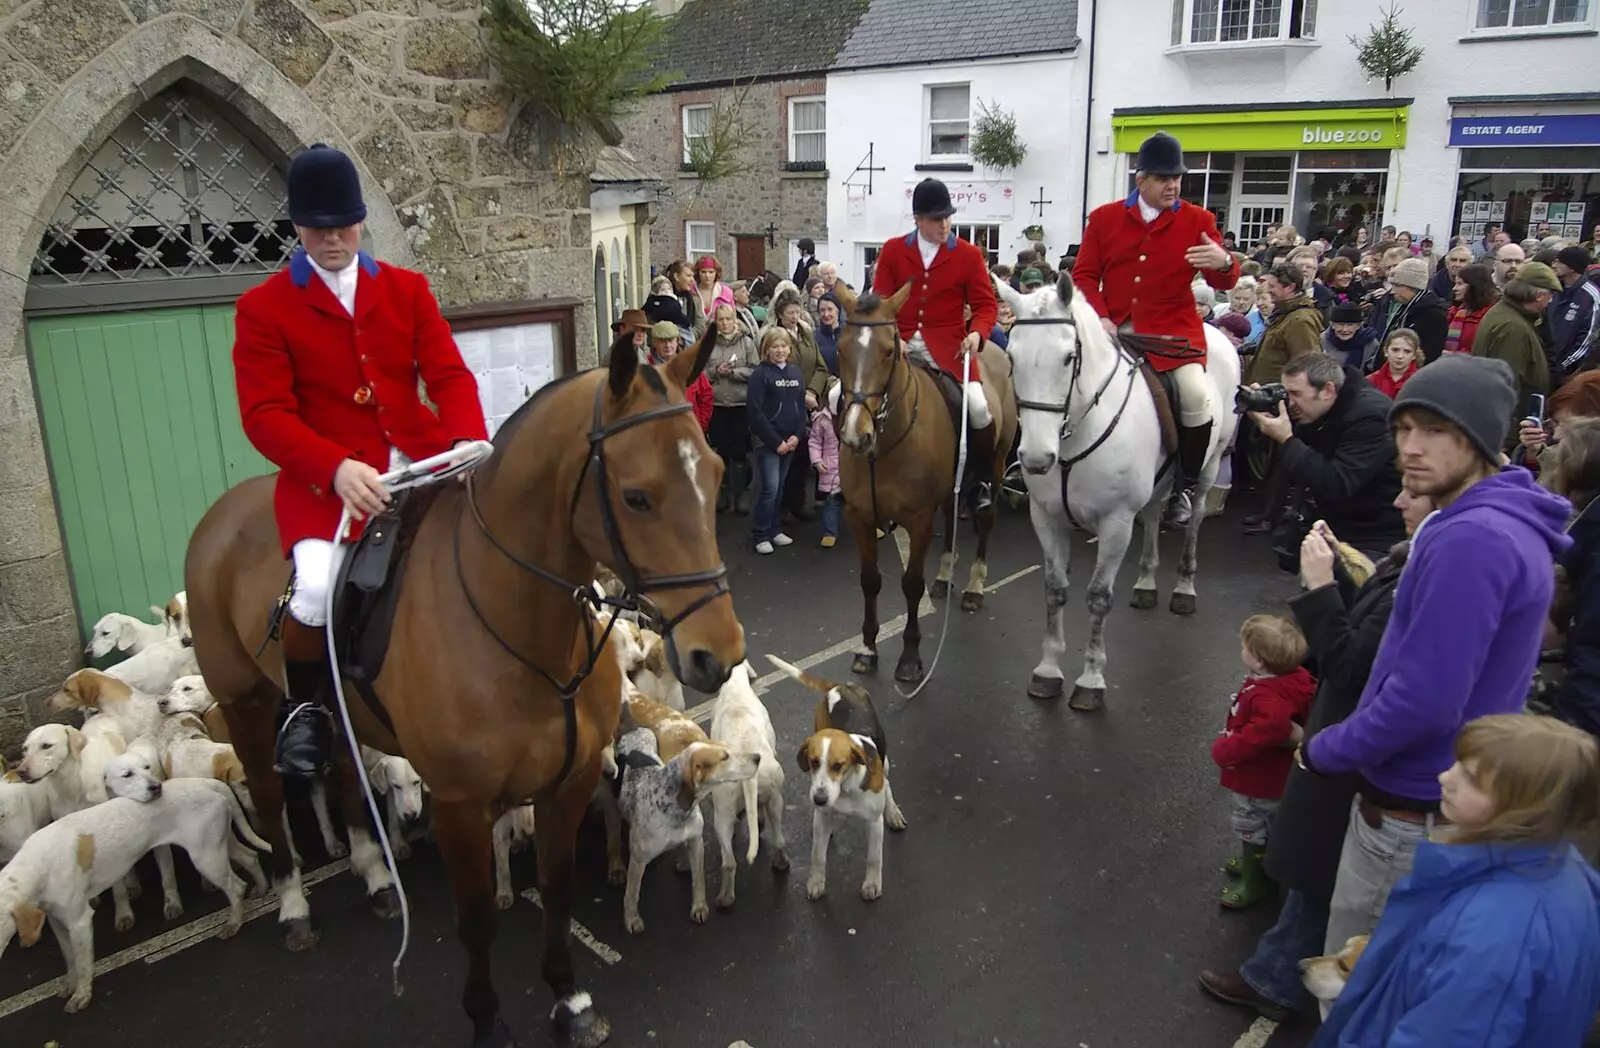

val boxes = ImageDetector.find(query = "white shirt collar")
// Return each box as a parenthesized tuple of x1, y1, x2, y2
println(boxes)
(918, 235, 942, 269)
(1137, 197, 1161, 223)
(309, 254, 361, 315)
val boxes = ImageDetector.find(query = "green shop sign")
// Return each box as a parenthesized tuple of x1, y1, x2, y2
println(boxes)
(1112, 106, 1409, 153)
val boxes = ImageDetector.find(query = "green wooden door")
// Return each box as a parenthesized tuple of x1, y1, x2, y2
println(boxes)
(27, 305, 273, 638)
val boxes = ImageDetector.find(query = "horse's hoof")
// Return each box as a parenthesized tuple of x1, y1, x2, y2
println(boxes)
(552, 996, 611, 1048)
(929, 578, 950, 600)
(960, 591, 984, 613)
(894, 657, 924, 683)
(1130, 588, 1158, 610)
(369, 886, 403, 921)
(282, 916, 320, 952)
(474, 1015, 518, 1048)
(1170, 592, 1197, 616)
(851, 652, 878, 675)
(1068, 686, 1105, 712)
(1028, 674, 1065, 700)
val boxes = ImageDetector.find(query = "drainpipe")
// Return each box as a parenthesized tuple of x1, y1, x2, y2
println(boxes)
(1079, 0, 1098, 236)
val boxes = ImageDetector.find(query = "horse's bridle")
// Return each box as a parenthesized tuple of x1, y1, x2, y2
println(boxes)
(453, 377, 730, 785)
(1009, 313, 1142, 470)
(834, 317, 918, 458)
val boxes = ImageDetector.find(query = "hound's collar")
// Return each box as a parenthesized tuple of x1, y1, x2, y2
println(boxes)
(289, 247, 380, 288)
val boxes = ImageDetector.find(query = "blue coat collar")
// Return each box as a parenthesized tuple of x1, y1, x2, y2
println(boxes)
(1124, 191, 1181, 214)
(288, 247, 380, 288)
(903, 230, 958, 251)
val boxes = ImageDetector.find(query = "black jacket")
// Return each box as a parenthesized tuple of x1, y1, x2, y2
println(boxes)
(1277, 367, 1406, 552)
(643, 293, 694, 331)
(1558, 501, 1600, 738)
(1428, 266, 1454, 303)
(792, 254, 818, 288)
(1264, 545, 1408, 898)
(1375, 288, 1449, 363)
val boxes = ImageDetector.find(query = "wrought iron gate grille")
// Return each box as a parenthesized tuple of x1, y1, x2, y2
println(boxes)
(31, 90, 296, 286)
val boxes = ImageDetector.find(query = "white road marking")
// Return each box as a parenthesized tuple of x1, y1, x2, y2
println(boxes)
(1231, 1017, 1278, 1048)
(520, 888, 621, 964)
(679, 439, 707, 511)
(0, 858, 351, 1020)
(684, 562, 1041, 722)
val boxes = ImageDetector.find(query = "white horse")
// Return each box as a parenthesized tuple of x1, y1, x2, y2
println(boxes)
(995, 273, 1239, 711)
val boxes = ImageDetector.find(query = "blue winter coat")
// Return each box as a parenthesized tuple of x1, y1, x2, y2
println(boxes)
(1313, 840, 1600, 1048)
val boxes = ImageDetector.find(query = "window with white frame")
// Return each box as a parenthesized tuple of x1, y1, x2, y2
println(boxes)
(952, 223, 1001, 266)
(927, 84, 971, 158)
(1474, 0, 1593, 30)
(788, 97, 825, 166)
(1173, 0, 1316, 45)
(682, 104, 711, 164)
(685, 221, 716, 256)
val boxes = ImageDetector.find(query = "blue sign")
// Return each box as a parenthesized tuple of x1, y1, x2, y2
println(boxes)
(1449, 114, 1600, 147)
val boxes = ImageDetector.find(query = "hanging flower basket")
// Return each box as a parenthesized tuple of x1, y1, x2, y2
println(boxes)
(1022, 224, 1045, 242)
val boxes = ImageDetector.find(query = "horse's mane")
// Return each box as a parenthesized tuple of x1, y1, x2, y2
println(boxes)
(1063, 283, 1120, 360)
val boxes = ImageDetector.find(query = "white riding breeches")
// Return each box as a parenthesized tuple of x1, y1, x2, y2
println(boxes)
(903, 332, 993, 429)
(1171, 362, 1213, 428)
(289, 539, 348, 627)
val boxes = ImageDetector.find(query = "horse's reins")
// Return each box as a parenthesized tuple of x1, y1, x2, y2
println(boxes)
(455, 378, 730, 787)
(1010, 317, 1186, 529)
(834, 318, 921, 534)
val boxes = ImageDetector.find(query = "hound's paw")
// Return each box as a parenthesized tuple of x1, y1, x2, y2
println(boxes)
(607, 863, 626, 887)
(392, 842, 412, 861)
(495, 890, 514, 911)
(326, 840, 349, 860)
(218, 920, 241, 941)
(690, 902, 710, 924)
(625, 915, 645, 935)
(715, 891, 736, 910)
(886, 807, 908, 832)
(64, 990, 93, 1014)
(115, 911, 135, 933)
(771, 849, 791, 873)
(163, 898, 184, 921)
(861, 879, 883, 902)
(806, 877, 827, 901)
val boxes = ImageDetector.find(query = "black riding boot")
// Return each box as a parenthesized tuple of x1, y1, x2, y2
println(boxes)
(275, 619, 335, 778)
(1163, 421, 1214, 529)
(967, 424, 998, 513)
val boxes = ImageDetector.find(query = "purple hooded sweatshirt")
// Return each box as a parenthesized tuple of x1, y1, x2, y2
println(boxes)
(1306, 468, 1572, 803)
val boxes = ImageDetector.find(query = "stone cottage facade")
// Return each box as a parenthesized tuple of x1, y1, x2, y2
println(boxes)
(618, 0, 870, 280)
(0, 0, 592, 750)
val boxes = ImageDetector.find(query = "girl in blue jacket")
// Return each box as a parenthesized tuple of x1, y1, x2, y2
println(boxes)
(1314, 713, 1600, 1047)
(746, 327, 809, 555)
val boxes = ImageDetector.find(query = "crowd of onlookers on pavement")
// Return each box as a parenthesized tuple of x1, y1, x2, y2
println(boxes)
(1184, 220, 1600, 1046)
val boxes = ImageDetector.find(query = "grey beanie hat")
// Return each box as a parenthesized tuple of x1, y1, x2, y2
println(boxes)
(1389, 354, 1517, 463)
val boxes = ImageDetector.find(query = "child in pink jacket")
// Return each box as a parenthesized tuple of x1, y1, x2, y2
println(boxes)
(809, 403, 842, 548)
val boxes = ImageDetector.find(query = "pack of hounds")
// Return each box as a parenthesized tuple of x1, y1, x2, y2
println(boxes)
(0, 579, 930, 1014)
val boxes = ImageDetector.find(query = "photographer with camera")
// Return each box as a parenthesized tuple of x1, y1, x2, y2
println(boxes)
(1239, 264, 1326, 528)
(1245, 353, 1405, 561)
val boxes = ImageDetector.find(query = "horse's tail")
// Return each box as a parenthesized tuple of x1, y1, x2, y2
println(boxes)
(764, 654, 832, 695)
(742, 775, 760, 865)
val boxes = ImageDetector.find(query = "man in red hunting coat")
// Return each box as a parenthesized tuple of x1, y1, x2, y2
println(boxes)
(871, 178, 1008, 510)
(233, 144, 488, 777)
(1074, 131, 1239, 526)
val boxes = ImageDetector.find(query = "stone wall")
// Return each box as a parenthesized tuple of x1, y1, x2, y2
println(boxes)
(616, 79, 828, 277)
(0, 0, 593, 753)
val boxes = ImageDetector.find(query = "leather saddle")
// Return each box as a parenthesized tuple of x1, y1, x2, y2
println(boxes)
(326, 485, 443, 732)
(1115, 331, 1195, 458)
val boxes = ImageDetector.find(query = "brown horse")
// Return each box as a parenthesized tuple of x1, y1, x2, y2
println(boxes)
(183, 330, 743, 1048)
(830, 284, 1017, 683)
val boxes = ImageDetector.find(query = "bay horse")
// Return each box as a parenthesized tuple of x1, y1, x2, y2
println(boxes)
(993, 273, 1239, 711)
(183, 331, 743, 1048)
(831, 283, 1018, 682)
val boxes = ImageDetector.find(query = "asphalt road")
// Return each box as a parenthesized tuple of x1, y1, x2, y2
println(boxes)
(1, 503, 1326, 1048)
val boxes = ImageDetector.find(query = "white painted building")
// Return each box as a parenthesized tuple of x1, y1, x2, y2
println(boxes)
(589, 146, 659, 353)
(823, 0, 1086, 289)
(1084, 1, 1600, 249)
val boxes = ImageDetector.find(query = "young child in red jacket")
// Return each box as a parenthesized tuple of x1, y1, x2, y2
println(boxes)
(1211, 614, 1316, 909)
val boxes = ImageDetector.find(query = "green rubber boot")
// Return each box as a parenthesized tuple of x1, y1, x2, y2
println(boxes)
(1220, 844, 1273, 910)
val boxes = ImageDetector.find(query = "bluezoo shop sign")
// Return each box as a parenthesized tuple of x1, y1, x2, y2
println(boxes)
(1450, 114, 1600, 148)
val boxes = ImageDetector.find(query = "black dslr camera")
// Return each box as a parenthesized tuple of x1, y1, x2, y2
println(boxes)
(1235, 383, 1288, 414)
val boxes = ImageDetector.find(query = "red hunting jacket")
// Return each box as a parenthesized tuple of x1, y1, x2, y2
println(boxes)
(1073, 194, 1239, 373)
(872, 231, 997, 374)
(1211, 667, 1316, 800)
(234, 250, 489, 557)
